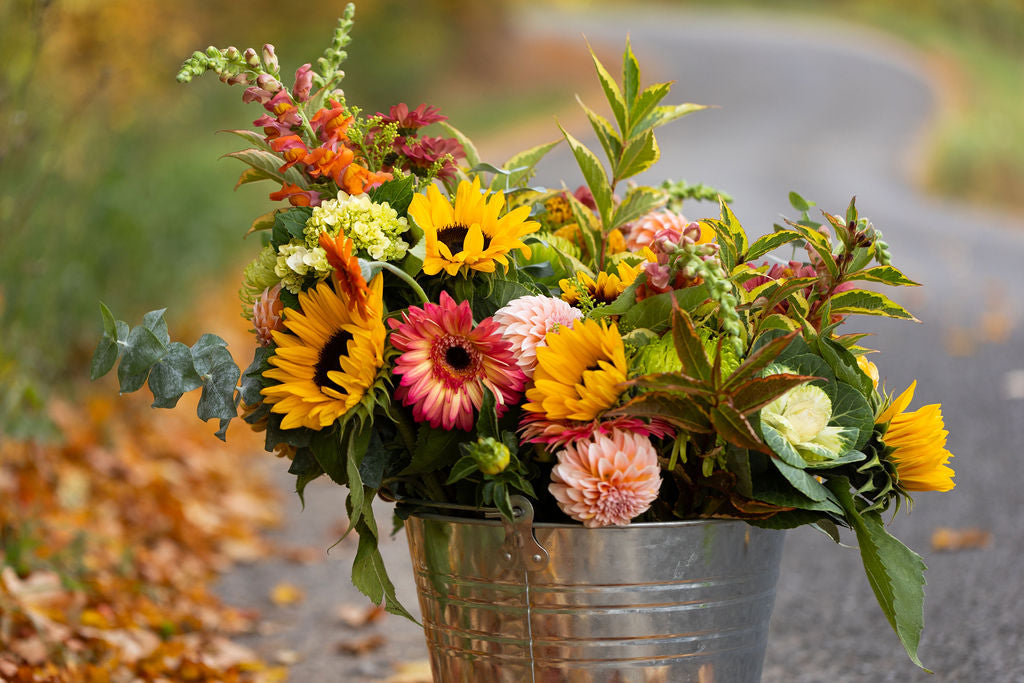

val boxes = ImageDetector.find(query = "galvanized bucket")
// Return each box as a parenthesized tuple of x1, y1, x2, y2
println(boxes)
(403, 497, 785, 682)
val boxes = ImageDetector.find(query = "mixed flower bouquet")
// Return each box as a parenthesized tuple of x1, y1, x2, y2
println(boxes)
(93, 5, 954, 668)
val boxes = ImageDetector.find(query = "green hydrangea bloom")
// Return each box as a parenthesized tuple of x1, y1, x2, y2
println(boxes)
(633, 335, 683, 375)
(239, 244, 280, 320)
(274, 239, 330, 294)
(304, 192, 409, 262)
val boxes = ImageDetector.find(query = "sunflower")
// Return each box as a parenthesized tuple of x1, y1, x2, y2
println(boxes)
(523, 318, 628, 423)
(408, 176, 538, 277)
(877, 381, 955, 492)
(388, 291, 526, 431)
(261, 274, 385, 430)
(559, 261, 643, 307)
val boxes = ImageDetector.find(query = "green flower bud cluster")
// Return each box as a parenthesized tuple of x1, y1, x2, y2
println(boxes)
(314, 4, 356, 91)
(304, 194, 410, 262)
(467, 437, 512, 475)
(660, 179, 733, 212)
(239, 245, 281, 319)
(673, 244, 743, 353)
(177, 43, 279, 85)
(632, 334, 683, 376)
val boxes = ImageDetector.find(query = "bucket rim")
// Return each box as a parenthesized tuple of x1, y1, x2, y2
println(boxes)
(405, 511, 751, 530)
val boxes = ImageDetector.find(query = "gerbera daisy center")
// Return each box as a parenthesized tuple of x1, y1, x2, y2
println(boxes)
(314, 329, 355, 393)
(445, 345, 473, 371)
(438, 223, 492, 255)
(432, 335, 480, 378)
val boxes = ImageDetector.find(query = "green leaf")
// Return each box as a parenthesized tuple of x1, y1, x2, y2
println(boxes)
(401, 424, 468, 475)
(748, 509, 825, 530)
(622, 38, 640, 114)
(729, 374, 815, 414)
(848, 266, 920, 288)
(239, 346, 273, 406)
(578, 97, 623, 165)
(445, 455, 478, 485)
(745, 230, 803, 262)
(828, 289, 918, 321)
(804, 449, 867, 470)
(141, 309, 170, 347)
(117, 326, 166, 393)
(288, 449, 324, 506)
(761, 423, 811, 470)
(368, 173, 416, 216)
(559, 124, 612, 229)
(610, 393, 712, 433)
(437, 121, 479, 169)
(669, 305, 712, 382)
(99, 302, 118, 339)
(632, 103, 706, 136)
(752, 487, 842, 514)
(829, 479, 928, 669)
(829, 382, 874, 450)
(612, 130, 659, 183)
(722, 332, 797, 390)
(495, 139, 561, 191)
(619, 284, 710, 334)
(218, 128, 274, 152)
(770, 456, 831, 501)
(195, 355, 240, 427)
(708, 199, 749, 271)
(148, 342, 203, 409)
(478, 388, 499, 440)
(588, 43, 627, 133)
(91, 336, 118, 381)
(351, 500, 416, 621)
(629, 82, 672, 137)
(310, 425, 345, 484)
(562, 190, 602, 269)
(815, 335, 874, 398)
(710, 403, 766, 451)
(234, 167, 277, 189)
(272, 206, 313, 246)
(223, 148, 308, 188)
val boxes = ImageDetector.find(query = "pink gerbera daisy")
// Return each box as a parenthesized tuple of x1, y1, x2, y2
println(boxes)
(388, 292, 526, 431)
(492, 295, 582, 378)
(550, 429, 662, 528)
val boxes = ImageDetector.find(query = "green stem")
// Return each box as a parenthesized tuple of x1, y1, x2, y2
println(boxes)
(376, 262, 429, 304)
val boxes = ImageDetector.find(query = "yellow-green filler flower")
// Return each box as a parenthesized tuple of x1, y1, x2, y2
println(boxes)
(304, 192, 409, 262)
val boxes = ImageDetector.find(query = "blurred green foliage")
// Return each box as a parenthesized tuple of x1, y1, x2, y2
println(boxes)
(0, 0, 513, 435)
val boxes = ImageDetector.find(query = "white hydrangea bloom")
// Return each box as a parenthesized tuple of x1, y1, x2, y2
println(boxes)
(274, 240, 331, 293)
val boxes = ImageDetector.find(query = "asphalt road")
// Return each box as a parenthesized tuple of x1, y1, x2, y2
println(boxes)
(218, 7, 1024, 682)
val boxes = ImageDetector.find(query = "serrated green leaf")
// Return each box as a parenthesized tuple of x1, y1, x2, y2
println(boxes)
(117, 326, 166, 393)
(148, 342, 203, 408)
(496, 139, 561, 191)
(401, 424, 468, 475)
(622, 38, 640, 112)
(610, 186, 666, 233)
(847, 266, 921, 288)
(669, 305, 712, 382)
(445, 455, 478, 485)
(816, 335, 874, 397)
(730, 374, 815, 414)
(223, 148, 308, 188)
(351, 501, 416, 621)
(234, 167, 277, 190)
(745, 230, 804, 262)
(722, 332, 797, 390)
(828, 289, 918, 321)
(829, 479, 928, 669)
(609, 393, 712, 433)
(559, 124, 612, 229)
(437, 121, 479, 169)
(272, 206, 313, 246)
(578, 96, 623, 166)
(710, 403, 766, 451)
(632, 103, 706, 136)
(246, 209, 280, 236)
(588, 44, 626, 133)
(613, 130, 659, 183)
(562, 190, 602, 269)
(629, 81, 672, 137)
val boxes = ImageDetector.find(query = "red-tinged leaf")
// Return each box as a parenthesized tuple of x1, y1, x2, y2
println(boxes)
(670, 305, 712, 382)
(628, 372, 714, 398)
(609, 393, 712, 433)
(234, 167, 276, 190)
(722, 331, 797, 390)
(729, 373, 818, 414)
(709, 403, 769, 453)
(246, 209, 280, 236)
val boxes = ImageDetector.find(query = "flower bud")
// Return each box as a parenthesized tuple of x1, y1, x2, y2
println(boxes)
(256, 73, 282, 93)
(468, 437, 511, 475)
(262, 44, 279, 74)
(224, 46, 240, 60)
(226, 73, 249, 86)
(244, 47, 260, 68)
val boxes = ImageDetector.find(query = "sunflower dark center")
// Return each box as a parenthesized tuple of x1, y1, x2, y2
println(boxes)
(445, 345, 473, 370)
(437, 223, 491, 255)
(314, 329, 354, 393)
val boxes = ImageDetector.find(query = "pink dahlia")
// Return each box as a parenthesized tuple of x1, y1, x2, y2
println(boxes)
(626, 209, 708, 252)
(492, 295, 582, 378)
(388, 292, 527, 431)
(550, 429, 662, 528)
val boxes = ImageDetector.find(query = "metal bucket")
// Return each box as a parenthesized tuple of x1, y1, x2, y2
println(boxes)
(404, 498, 785, 682)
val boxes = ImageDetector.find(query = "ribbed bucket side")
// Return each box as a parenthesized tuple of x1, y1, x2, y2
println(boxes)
(405, 515, 785, 683)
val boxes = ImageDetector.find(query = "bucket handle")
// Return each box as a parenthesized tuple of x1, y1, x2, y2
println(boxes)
(495, 496, 550, 573)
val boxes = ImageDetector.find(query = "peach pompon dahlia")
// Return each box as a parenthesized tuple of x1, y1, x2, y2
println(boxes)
(550, 428, 662, 527)
(492, 295, 582, 378)
(388, 291, 526, 431)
